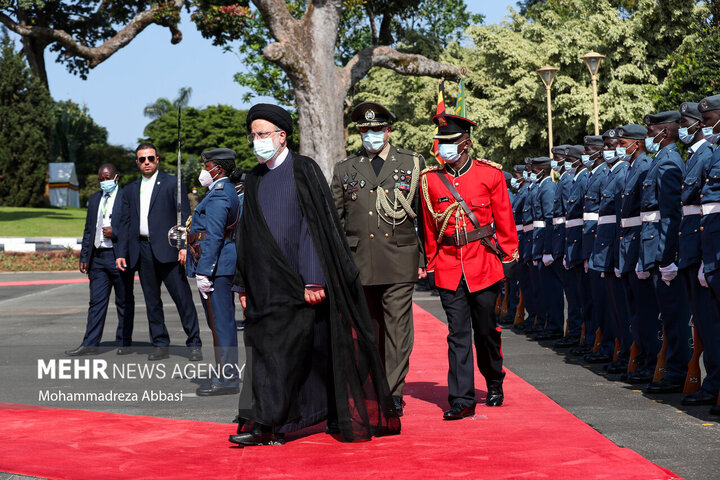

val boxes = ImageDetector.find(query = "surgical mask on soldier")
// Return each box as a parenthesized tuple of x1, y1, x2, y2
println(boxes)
(678, 123, 698, 145)
(550, 159, 562, 172)
(438, 143, 462, 164)
(361, 130, 386, 153)
(529, 172, 538, 183)
(581, 154, 594, 168)
(615, 147, 628, 162)
(602, 149, 617, 163)
(564, 161, 575, 171)
(522, 170, 529, 180)
(198, 166, 219, 187)
(253, 135, 279, 163)
(100, 177, 117, 194)
(510, 178, 520, 189)
(644, 129, 665, 153)
(702, 120, 720, 144)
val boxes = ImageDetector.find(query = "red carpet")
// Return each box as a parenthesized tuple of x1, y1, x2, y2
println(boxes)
(0, 304, 681, 480)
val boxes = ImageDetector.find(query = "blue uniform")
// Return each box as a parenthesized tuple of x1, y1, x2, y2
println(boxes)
(187, 177, 240, 387)
(520, 182, 540, 325)
(504, 188, 521, 321)
(640, 144, 691, 384)
(618, 153, 661, 373)
(533, 176, 563, 333)
(583, 163, 610, 350)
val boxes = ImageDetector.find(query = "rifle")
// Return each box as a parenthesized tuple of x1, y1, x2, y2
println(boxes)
(592, 328, 603, 353)
(683, 317, 703, 395)
(513, 291, 524, 325)
(627, 341, 640, 373)
(168, 105, 187, 248)
(653, 324, 668, 383)
(500, 279, 509, 317)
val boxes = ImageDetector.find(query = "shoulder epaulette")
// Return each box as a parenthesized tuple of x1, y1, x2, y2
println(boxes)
(476, 158, 503, 170)
(338, 150, 364, 163)
(215, 182, 224, 190)
(396, 147, 420, 157)
(421, 164, 444, 174)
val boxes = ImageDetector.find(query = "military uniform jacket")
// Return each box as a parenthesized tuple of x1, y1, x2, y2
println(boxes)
(564, 168, 589, 267)
(532, 176, 556, 261)
(186, 178, 239, 278)
(331, 144, 425, 285)
(618, 154, 652, 274)
(582, 163, 610, 262)
(552, 172, 572, 260)
(591, 161, 628, 271)
(699, 144, 720, 274)
(521, 183, 537, 264)
(639, 144, 683, 271)
(512, 184, 527, 263)
(678, 140, 711, 269)
(421, 159, 518, 293)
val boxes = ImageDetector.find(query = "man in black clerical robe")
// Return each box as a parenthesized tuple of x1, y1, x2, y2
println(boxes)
(230, 103, 400, 446)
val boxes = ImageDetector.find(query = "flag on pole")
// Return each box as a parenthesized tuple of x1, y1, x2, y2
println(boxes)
(455, 78, 466, 118)
(431, 79, 447, 164)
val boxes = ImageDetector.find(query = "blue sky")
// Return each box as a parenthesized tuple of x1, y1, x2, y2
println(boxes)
(15, 1, 518, 148)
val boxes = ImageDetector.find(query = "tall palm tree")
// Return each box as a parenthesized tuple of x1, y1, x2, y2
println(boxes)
(143, 87, 193, 119)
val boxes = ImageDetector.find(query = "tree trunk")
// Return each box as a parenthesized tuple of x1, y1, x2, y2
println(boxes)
(19, 36, 48, 87)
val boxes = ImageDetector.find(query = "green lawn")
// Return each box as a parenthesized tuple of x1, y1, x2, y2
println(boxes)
(0, 206, 87, 237)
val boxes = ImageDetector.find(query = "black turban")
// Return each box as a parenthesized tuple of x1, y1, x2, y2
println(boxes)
(246, 103, 293, 136)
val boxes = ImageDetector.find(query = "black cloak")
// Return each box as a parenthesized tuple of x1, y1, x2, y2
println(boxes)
(234, 152, 401, 442)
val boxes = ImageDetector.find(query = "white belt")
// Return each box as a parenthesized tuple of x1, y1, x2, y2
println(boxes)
(682, 205, 701, 216)
(598, 215, 616, 225)
(565, 218, 584, 228)
(641, 210, 661, 223)
(552, 217, 565, 226)
(583, 212, 599, 221)
(533, 221, 546, 229)
(621, 216, 641, 228)
(523, 224, 534, 232)
(516, 224, 523, 232)
(701, 202, 720, 216)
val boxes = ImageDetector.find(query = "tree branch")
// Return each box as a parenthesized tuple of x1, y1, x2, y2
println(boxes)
(344, 46, 464, 90)
(0, 1, 184, 69)
(251, 0, 299, 43)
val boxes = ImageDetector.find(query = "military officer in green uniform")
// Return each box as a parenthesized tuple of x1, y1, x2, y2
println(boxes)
(331, 101, 426, 416)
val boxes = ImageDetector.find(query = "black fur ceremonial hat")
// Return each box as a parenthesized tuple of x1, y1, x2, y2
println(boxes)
(616, 124, 647, 140)
(351, 102, 396, 127)
(246, 103, 293, 135)
(201, 148, 236, 173)
(432, 114, 478, 140)
(643, 110, 681, 126)
(584, 135, 603, 146)
(699, 95, 720, 113)
(680, 102, 703, 121)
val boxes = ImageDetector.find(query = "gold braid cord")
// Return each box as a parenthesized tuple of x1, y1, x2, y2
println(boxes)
(376, 156, 421, 226)
(421, 173, 468, 243)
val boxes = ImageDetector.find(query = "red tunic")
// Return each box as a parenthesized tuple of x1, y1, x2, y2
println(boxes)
(421, 158, 519, 292)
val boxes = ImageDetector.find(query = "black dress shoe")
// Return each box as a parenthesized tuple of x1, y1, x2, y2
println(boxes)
(584, 352, 612, 364)
(229, 425, 284, 446)
(443, 405, 475, 420)
(498, 315, 514, 326)
(116, 346, 133, 355)
(392, 395, 404, 417)
(569, 344, 593, 356)
(554, 335, 580, 348)
(325, 419, 340, 434)
(710, 404, 720, 415)
(147, 347, 169, 361)
(486, 386, 504, 407)
(512, 322, 529, 332)
(645, 378, 683, 394)
(188, 347, 203, 362)
(196, 383, 239, 396)
(681, 390, 718, 406)
(605, 359, 628, 374)
(534, 330, 563, 341)
(65, 345, 98, 356)
(627, 368, 654, 384)
(525, 324, 544, 335)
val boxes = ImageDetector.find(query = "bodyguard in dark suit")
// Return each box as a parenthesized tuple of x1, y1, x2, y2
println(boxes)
(66, 164, 135, 356)
(639, 111, 691, 394)
(116, 143, 202, 361)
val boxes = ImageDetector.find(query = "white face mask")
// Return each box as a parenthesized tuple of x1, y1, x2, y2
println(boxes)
(198, 166, 220, 187)
(361, 130, 387, 153)
(438, 141, 465, 164)
(253, 134, 280, 163)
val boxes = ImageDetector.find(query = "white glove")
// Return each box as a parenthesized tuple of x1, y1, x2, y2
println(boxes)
(533, 260, 538, 267)
(699, 262, 708, 288)
(196, 274, 214, 299)
(542, 254, 554, 266)
(584, 260, 589, 273)
(635, 262, 650, 280)
(563, 257, 568, 270)
(614, 268, 621, 278)
(659, 262, 678, 286)
(600, 272, 605, 278)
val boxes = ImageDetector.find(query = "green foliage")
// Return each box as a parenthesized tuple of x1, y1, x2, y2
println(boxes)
(0, 30, 53, 207)
(143, 87, 193, 119)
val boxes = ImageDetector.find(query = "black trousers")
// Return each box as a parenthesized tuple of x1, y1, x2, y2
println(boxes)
(138, 240, 201, 347)
(439, 278, 504, 409)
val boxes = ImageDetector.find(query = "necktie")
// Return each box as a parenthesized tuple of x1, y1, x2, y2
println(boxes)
(371, 155, 383, 176)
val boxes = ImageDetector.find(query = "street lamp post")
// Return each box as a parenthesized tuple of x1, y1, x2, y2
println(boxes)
(537, 64, 559, 158)
(581, 51, 606, 136)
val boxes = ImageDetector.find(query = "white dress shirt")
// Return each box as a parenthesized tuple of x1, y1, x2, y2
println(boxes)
(139, 171, 158, 236)
(95, 188, 118, 248)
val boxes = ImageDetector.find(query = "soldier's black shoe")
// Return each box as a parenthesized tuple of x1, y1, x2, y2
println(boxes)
(229, 424, 284, 446)
(443, 405, 475, 420)
(188, 347, 203, 362)
(525, 324, 544, 335)
(584, 352, 612, 364)
(605, 359, 628, 374)
(486, 386, 504, 407)
(65, 345, 98, 356)
(196, 383, 239, 396)
(569, 344, 593, 356)
(710, 404, 720, 416)
(498, 315, 514, 326)
(512, 322, 529, 332)
(645, 378, 683, 394)
(554, 335, 580, 348)
(325, 419, 340, 434)
(534, 330, 563, 341)
(147, 346, 169, 361)
(392, 396, 404, 417)
(116, 346, 133, 355)
(627, 368, 654, 384)
(681, 390, 718, 406)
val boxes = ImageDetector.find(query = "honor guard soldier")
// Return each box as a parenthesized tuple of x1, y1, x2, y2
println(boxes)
(420, 113, 518, 420)
(331, 101, 426, 416)
(499, 166, 525, 325)
(512, 164, 539, 329)
(187, 148, 241, 396)
(639, 110, 692, 394)
(516, 157, 541, 333)
(615, 124, 661, 383)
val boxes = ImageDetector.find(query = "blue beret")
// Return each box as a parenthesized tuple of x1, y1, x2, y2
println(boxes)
(584, 135, 603, 146)
(503, 171, 512, 181)
(601, 129, 617, 140)
(566, 145, 584, 159)
(699, 95, 720, 113)
(680, 102, 703, 121)
(513, 164, 525, 173)
(531, 156, 552, 165)
(247, 103, 293, 135)
(644, 110, 681, 126)
(524, 156, 533, 165)
(616, 124, 648, 140)
(201, 148, 235, 162)
(551, 144, 570, 155)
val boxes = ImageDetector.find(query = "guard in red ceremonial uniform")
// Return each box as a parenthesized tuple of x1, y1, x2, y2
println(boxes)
(421, 113, 519, 420)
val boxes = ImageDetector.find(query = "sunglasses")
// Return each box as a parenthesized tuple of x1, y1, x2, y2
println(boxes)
(137, 155, 156, 163)
(359, 126, 386, 133)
